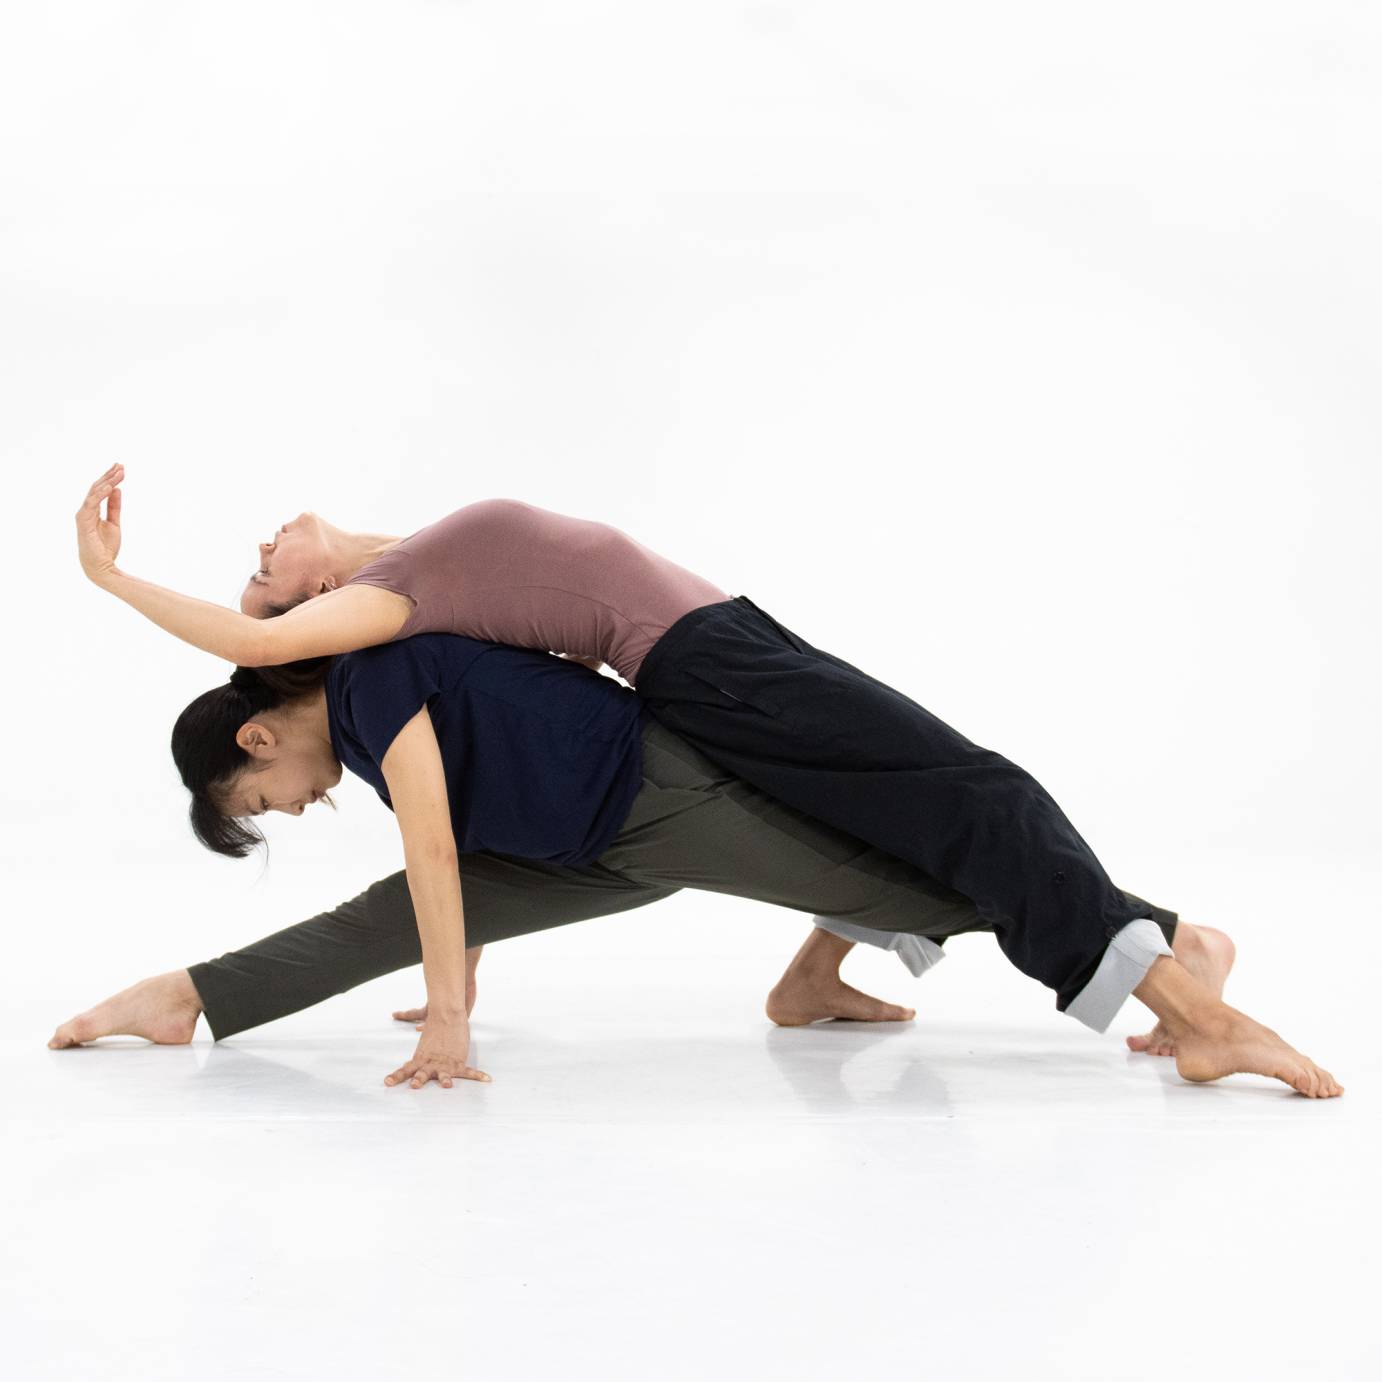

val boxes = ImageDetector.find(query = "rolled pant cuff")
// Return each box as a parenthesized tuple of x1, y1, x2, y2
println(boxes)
(1063, 918, 1173, 1034)
(811, 916, 947, 978)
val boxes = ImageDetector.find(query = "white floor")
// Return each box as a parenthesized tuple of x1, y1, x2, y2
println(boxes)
(5, 856, 1376, 1382)
(4, 3, 1378, 1375)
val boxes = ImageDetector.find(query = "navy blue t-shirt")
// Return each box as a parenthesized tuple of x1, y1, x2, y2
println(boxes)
(325, 634, 645, 867)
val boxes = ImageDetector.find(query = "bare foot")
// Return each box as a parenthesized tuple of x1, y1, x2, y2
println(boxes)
(48, 970, 202, 1048)
(767, 925, 916, 1026)
(766, 968, 916, 1027)
(1174, 1005, 1343, 1099)
(1128, 923, 1235, 1057)
(766, 973, 916, 1026)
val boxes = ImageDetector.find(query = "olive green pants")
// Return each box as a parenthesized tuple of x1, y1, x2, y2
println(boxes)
(189, 719, 1175, 1038)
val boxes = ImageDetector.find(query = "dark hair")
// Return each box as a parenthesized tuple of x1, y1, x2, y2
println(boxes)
(171, 658, 332, 858)
(264, 592, 313, 619)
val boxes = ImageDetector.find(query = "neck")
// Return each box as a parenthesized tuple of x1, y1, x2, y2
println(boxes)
(329, 529, 402, 582)
(284, 687, 335, 755)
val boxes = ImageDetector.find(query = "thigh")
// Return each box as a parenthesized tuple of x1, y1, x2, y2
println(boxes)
(599, 721, 989, 940)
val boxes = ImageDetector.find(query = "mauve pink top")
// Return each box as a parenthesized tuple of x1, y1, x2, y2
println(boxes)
(345, 499, 729, 685)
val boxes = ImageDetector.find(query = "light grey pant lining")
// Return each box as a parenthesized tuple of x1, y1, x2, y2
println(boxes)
(1063, 918, 1173, 1033)
(812, 915, 1173, 1033)
(811, 916, 947, 977)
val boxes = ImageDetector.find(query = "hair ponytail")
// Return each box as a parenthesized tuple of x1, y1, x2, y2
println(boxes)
(171, 657, 331, 858)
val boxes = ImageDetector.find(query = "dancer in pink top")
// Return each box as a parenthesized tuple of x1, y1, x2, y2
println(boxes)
(336, 496, 730, 685)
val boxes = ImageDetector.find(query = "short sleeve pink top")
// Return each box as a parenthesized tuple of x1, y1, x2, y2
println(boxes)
(345, 499, 729, 685)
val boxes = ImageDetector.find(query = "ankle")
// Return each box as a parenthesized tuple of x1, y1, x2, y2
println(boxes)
(163, 969, 205, 1018)
(788, 928, 853, 977)
(1134, 956, 1225, 1036)
(779, 954, 842, 986)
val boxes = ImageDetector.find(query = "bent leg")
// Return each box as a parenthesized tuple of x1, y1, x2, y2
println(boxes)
(601, 719, 988, 938)
(599, 721, 989, 1025)
(601, 722, 1191, 1031)
(639, 597, 1172, 1015)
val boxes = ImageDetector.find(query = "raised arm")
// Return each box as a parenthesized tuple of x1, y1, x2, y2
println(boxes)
(378, 704, 491, 1089)
(76, 466, 409, 665)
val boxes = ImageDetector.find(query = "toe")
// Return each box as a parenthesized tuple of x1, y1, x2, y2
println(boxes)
(859, 998, 915, 1022)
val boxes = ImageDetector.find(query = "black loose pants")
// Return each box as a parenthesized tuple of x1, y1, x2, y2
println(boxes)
(637, 597, 1157, 1011)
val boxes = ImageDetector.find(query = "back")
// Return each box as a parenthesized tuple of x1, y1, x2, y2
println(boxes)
(344, 499, 729, 683)
(326, 633, 646, 867)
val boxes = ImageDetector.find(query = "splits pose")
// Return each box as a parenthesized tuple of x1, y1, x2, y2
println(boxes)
(58, 466, 1342, 1096)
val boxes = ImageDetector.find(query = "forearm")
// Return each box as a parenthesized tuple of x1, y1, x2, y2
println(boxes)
(97, 568, 268, 664)
(404, 846, 469, 1017)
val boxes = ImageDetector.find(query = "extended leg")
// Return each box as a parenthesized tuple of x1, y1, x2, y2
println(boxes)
(50, 853, 677, 1045)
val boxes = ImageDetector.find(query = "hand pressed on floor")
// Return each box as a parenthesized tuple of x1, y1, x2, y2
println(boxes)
(384, 1014, 490, 1090)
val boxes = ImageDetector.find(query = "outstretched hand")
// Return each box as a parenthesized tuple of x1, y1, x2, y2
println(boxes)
(384, 1013, 490, 1090)
(76, 463, 125, 582)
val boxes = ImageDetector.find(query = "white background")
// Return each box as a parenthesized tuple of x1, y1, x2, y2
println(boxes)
(2, 4, 1378, 1380)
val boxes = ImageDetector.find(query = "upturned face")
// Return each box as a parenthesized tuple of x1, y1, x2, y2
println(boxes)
(239, 512, 332, 617)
